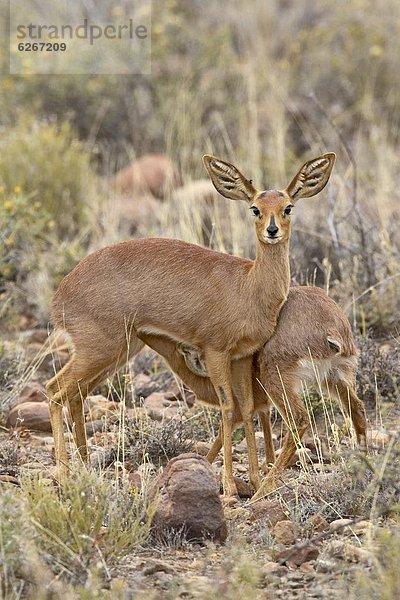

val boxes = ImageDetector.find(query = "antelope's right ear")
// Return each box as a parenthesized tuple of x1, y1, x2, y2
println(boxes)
(202, 154, 258, 203)
(285, 152, 336, 202)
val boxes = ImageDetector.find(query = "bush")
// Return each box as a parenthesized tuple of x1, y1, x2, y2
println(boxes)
(23, 470, 152, 585)
(0, 118, 98, 238)
(356, 336, 400, 407)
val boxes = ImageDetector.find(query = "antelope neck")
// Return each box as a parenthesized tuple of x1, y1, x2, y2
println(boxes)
(248, 238, 290, 306)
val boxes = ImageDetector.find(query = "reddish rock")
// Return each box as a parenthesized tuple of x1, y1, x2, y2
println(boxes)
(127, 471, 142, 491)
(7, 402, 52, 432)
(164, 383, 183, 402)
(308, 514, 329, 533)
(144, 392, 179, 420)
(133, 373, 157, 399)
(250, 499, 288, 526)
(11, 382, 47, 408)
(110, 154, 181, 199)
(273, 520, 296, 545)
(276, 541, 319, 566)
(149, 453, 227, 543)
(233, 477, 254, 498)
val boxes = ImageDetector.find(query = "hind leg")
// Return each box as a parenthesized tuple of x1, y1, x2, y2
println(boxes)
(329, 379, 367, 447)
(252, 363, 309, 501)
(47, 337, 145, 481)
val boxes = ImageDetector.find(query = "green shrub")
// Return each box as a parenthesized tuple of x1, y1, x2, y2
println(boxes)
(23, 470, 152, 584)
(0, 118, 98, 238)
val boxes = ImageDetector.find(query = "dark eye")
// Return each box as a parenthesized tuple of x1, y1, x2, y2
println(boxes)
(284, 205, 293, 215)
(250, 206, 261, 217)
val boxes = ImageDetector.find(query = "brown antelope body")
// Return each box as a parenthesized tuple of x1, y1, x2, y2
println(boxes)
(47, 153, 335, 493)
(137, 286, 367, 500)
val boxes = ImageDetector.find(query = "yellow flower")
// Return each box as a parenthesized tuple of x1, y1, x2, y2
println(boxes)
(3, 200, 13, 210)
(34, 201, 42, 209)
(370, 45, 383, 58)
(0, 186, 4, 194)
(2, 266, 12, 278)
(47, 220, 55, 230)
(14, 185, 22, 194)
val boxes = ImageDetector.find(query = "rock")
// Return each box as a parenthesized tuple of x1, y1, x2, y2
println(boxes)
(193, 441, 211, 456)
(235, 433, 269, 453)
(142, 559, 175, 576)
(308, 514, 329, 533)
(273, 520, 296, 545)
(164, 383, 183, 402)
(110, 154, 181, 199)
(250, 499, 288, 526)
(329, 518, 353, 533)
(86, 397, 120, 420)
(149, 453, 227, 543)
(327, 540, 373, 564)
(7, 401, 52, 432)
(233, 476, 254, 498)
(143, 392, 180, 420)
(299, 561, 315, 573)
(276, 541, 320, 566)
(10, 382, 47, 408)
(85, 419, 106, 436)
(90, 448, 107, 469)
(133, 373, 157, 399)
(262, 561, 288, 578)
(127, 471, 142, 491)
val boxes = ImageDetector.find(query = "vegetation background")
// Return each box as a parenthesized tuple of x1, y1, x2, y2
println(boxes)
(0, 1, 399, 598)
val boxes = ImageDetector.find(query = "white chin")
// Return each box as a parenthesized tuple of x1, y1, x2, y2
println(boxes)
(264, 236, 282, 244)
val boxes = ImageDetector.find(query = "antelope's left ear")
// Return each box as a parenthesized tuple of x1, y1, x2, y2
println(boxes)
(284, 153, 336, 202)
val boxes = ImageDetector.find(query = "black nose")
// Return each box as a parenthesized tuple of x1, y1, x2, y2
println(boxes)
(267, 225, 279, 237)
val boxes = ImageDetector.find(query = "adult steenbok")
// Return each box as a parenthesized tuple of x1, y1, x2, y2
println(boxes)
(47, 153, 335, 493)
(136, 286, 367, 500)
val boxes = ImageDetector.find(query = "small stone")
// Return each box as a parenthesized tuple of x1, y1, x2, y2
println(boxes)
(329, 518, 353, 533)
(164, 383, 183, 402)
(127, 471, 142, 491)
(7, 402, 52, 432)
(250, 499, 288, 526)
(308, 514, 329, 533)
(327, 540, 373, 564)
(276, 541, 319, 566)
(133, 373, 157, 399)
(234, 476, 254, 498)
(86, 397, 120, 421)
(85, 419, 106, 436)
(273, 520, 296, 545)
(10, 382, 47, 409)
(143, 392, 180, 420)
(262, 561, 288, 578)
(193, 441, 211, 456)
(222, 495, 239, 507)
(299, 561, 315, 574)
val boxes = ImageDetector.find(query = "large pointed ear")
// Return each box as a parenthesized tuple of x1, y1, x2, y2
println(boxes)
(285, 153, 336, 201)
(202, 154, 258, 202)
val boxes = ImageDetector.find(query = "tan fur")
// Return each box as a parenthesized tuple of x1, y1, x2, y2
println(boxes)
(137, 286, 367, 500)
(47, 153, 335, 494)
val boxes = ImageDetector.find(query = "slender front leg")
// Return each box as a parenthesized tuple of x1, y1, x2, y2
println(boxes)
(204, 348, 237, 496)
(232, 356, 260, 490)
